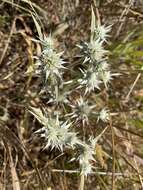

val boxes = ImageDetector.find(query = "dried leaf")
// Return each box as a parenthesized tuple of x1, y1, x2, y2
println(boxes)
(32, 14, 43, 39)
(91, 6, 96, 42)
(29, 107, 48, 125)
(96, 144, 107, 169)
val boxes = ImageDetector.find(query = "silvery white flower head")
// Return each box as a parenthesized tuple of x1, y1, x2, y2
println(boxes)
(98, 60, 109, 71)
(89, 39, 108, 61)
(41, 118, 64, 151)
(100, 71, 112, 88)
(78, 69, 102, 94)
(90, 6, 111, 42)
(30, 110, 79, 151)
(94, 25, 112, 42)
(35, 116, 71, 151)
(64, 131, 80, 149)
(100, 71, 120, 88)
(38, 49, 65, 82)
(68, 96, 96, 125)
(78, 8, 111, 65)
(78, 40, 107, 64)
(80, 161, 93, 176)
(78, 143, 95, 164)
(78, 139, 96, 176)
(39, 35, 54, 50)
(78, 129, 107, 176)
(98, 108, 109, 122)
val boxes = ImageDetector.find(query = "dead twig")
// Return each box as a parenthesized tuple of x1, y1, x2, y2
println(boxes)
(125, 73, 141, 102)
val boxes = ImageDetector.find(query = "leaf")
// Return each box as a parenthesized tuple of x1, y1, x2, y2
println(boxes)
(90, 6, 96, 42)
(8, 145, 21, 190)
(31, 14, 43, 39)
(96, 144, 107, 169)
(29, 107, 48, 125)
(53, 23, 69, 37)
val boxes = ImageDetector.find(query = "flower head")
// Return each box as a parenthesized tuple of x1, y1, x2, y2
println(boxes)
(77, 127, 107, 176)
(94, 25, 112, 42)
(98, 108, 109, 122)
(90, 6, 111, 42)
(78, 69, 102, 93)
(100, 71, 112, 88)
(100, 71, 120, 88)
(37, 49, 65, 82)
(78, 40, 108, 64)
(98, 61, 109, 71)
(77, 138, 96, 176)
(29, 108, 79, 151)
(39, 35, 54, 50)
(89, 39, 108, 61)
(68, 96, 96, 125)
(35, 35, 65, 84)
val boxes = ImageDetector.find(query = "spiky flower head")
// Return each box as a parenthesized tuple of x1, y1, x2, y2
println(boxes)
(94, 25, 112, 42)
(78, 40, 107, 64)
(77, 127, 107, 176)
(99, 71, 120, 88)
(29, 107, 79, 151)
(68, 96, 95, 125)
(39, 35, 54, 50)
(98, 108, 109, 122)
(35, 34, 65, 84)
(98, 60, 109, 71)
(36, 116, 73, 151)
(77, 139, 96, 176)
(90, 6, 111, 42)
(100, 70, 113, 88)
(78, 69, 102, 94)
(89, 39, 108, 61)
(37, 49, 65, 82)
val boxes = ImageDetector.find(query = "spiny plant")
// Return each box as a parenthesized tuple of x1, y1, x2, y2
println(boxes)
(29, 6, 117, 189)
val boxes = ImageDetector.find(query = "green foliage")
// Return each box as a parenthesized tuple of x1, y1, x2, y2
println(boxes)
(129, 119, 143, 129)
(111, 31, 143, 68)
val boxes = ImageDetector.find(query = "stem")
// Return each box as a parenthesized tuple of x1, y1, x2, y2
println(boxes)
(125, 73, 141, 102)
(110, 120, 115, 190)
(78, 174, 85, 190)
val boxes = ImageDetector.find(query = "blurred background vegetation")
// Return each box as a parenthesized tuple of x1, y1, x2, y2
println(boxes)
(0, 0, 143, 189)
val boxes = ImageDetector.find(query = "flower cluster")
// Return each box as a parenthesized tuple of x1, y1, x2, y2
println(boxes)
(29, 7, 112, 178)
(78, 8, 113, 92)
